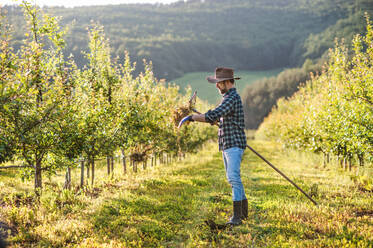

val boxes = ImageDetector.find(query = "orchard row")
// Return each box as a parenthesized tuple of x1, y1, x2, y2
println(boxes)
(257, 15, 372, 170)
(0, 2, 215, 191)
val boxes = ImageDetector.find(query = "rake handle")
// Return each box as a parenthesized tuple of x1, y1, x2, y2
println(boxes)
(245, 144, 318, 205)
(191, 108, 318, 205)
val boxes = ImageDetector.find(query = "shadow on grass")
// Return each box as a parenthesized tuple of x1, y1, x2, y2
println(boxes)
(90, 151, 237, 247)
(91, 175, 213, 246)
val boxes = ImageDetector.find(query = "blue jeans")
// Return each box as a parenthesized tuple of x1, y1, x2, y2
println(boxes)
(222, 147, 247, 201)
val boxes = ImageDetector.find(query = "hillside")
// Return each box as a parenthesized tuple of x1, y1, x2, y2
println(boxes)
(169, 69, 282, 104)
(3, 0, 372, 131)
(4, 0, 357, 80)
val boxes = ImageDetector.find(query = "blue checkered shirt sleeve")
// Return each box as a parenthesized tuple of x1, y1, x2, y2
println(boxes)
(205, 95, 235, 123)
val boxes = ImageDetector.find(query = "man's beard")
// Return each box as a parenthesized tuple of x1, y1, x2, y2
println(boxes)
(219, 88, 228, 94)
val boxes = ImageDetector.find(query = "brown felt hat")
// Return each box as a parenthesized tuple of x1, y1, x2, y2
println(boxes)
(206, 67, 241, 84)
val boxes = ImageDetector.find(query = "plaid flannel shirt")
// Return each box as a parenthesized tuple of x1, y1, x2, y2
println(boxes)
(205, 88, 247, 151)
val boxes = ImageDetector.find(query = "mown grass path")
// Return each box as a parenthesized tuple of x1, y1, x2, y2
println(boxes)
(90, 141, 373, 247)
(1, 141, 372, 247)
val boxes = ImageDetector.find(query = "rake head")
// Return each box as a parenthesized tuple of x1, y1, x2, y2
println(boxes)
(172, 91, 198, 127)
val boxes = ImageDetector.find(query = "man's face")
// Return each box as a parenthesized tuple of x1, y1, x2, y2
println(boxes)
(216, 81, 228, 94)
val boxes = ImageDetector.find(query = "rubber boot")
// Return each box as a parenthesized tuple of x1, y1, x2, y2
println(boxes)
(241, 199, 248, 220)
(226, 201, 243, 225)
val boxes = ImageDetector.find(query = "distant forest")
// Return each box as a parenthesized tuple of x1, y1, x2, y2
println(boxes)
(3, 0, 373, 128)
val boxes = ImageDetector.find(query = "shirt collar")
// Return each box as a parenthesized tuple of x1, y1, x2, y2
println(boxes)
(223, 87, 236, 97)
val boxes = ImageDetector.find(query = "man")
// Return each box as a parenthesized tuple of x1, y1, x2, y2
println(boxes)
(178, 67, 248, 225)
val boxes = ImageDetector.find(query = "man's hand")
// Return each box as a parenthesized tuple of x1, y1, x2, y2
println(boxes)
(178, 115, 194, 128)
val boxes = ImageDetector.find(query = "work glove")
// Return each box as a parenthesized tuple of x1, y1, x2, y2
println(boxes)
(178, 115, 194, 128)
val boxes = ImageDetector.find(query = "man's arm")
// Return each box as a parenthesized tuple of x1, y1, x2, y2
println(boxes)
(178, 95, 234, 128)
(191, 114, 207, 122)
(204, 95, 234, 124)
(177, 113, 207, 128)
(191, 95, 235, 124)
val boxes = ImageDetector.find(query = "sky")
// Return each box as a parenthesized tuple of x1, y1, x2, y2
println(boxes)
(0, 0, 180, 8)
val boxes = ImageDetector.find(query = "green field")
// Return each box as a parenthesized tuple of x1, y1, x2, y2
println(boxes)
(169, 69, 283, 105)
(1, 139, 372, 247)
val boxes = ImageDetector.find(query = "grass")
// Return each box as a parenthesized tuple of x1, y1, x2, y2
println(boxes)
(0, 140, 372, 247)
(169, 69, 283, 105)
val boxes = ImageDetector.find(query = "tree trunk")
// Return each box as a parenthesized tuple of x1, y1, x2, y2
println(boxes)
(348, 157, 352, 171)
(133, 160, 137, 173)
(80, 160, 85, 187)
(107, 156, 111, 175)
(91, 159, 95, 185)
(343, 157, 347, 171)
(358, 154, 364, 167)
(111, 156, 114, 174)
(87, 162, 90, 179)
(34, 160, 42, 192)
(64, 166, 71, 190)
(143, 159, 147, 170)
(121, 149, 126, 174)
(339, 156, 343, 168)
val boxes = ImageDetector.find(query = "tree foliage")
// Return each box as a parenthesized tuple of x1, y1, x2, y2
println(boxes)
(4, 0, 373, 131)
(0, 2, 216, 190)
(257, 15, 373, 164)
